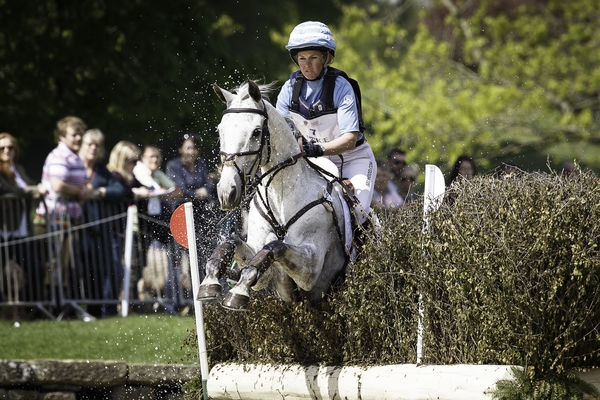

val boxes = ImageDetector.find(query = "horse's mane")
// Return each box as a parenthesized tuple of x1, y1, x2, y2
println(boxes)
(233, 81, 278, 103)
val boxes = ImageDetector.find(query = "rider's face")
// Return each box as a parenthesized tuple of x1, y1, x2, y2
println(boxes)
(297, 50, 326, 80)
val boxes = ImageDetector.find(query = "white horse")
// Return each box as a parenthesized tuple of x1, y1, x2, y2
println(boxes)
(197, 80, 349, 310)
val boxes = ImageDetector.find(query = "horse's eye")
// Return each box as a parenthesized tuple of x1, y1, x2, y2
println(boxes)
(252, 128, 261, 138)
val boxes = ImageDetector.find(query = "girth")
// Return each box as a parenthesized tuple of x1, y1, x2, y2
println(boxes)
(253, 181, 335, 241)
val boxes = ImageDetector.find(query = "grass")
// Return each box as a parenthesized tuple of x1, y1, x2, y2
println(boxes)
(0, 314, 198, 365)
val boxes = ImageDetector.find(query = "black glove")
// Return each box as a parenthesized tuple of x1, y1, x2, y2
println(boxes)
(302, 140, 324, 157)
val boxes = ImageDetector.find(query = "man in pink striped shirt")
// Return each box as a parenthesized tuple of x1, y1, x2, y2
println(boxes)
(37, 116, 93, 219)
(36, 116, 96, 309)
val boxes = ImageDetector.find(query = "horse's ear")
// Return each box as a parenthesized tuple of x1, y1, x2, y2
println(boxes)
(213, 84, 234, 105)
(248, 81, 262, 103)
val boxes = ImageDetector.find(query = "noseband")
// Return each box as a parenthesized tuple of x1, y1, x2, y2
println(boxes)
(220, 102, 271, 195)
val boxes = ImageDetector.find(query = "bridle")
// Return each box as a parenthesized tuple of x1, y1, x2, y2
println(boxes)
(220, 101, 271, 197)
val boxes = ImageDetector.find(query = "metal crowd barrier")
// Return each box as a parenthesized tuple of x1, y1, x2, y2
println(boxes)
(0, 194, 214, 321)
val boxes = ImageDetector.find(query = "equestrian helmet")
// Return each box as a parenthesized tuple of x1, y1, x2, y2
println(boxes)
(286, 21, 337, 61)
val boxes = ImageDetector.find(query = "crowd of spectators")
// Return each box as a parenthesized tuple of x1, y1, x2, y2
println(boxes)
(0, 116, 221, 319)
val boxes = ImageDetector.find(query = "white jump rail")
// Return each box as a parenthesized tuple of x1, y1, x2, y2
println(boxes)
(207, 363, 518, 399)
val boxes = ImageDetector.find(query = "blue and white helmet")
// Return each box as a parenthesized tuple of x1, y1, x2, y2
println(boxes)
(286, 21, 337, 59)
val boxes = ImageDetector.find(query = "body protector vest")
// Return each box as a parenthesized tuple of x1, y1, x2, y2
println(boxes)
(289, 67, 366, 146)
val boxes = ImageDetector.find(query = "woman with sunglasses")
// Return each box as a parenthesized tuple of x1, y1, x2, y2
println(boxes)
(0, 132, 47, 304)
(0, 133, 45, 198)
(0, 132, 46, 237)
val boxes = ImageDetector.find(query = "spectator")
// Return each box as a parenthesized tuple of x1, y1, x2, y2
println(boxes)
(133, 144, 181, 311)
(166, 133, 213, 210)
(0, 133, 45, 198)
(561, 161, 578, 179)
(36, 116, 92, 307)
(164, 134, 218, 307)
(166, 134, 219, 235)
(80, 129, 125, 202)
(79, 129, 126, 317)
(386, 148, 407, 192)
(371, 161, 403, 210)
(133, 144, 181, 201)
(497, 159, 521, 179)
(106, 141, 151, 201)
(133, 144, 181, 238)
(106, 141, 152, 304)
(397, 165, 419, 204)
(37, 116, 92, 219)
(0, 133, 47, 303)
(447, 155, 477, 187)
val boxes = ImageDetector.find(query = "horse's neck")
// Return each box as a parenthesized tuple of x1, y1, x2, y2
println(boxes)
(259, 111, 314, 195)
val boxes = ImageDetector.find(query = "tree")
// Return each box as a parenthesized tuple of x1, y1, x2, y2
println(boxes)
(1, 0, 355, 178)
(331, 0, 600, 174)
(1, 0, 236, 177)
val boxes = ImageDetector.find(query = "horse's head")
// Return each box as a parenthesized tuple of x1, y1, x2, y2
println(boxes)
(213, 81, 271, 210)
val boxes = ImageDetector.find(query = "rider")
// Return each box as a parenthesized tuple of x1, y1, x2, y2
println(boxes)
(276, 21, 377, 228)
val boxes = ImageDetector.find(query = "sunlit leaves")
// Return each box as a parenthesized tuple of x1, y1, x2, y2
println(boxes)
(331, 1, 600, 172)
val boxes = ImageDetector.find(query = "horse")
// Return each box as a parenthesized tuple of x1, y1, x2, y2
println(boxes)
(197, 80, 350, 311)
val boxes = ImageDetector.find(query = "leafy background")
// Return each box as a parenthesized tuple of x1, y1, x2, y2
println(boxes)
(2, 0, 599, 178)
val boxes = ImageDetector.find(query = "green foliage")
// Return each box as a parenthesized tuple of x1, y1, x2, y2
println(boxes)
(489, 366, 600, 400)
(6, 1, 599, 177)
(332, 1, 600, 173)
(423, 171, 600, 371)
(1, 1, 231, 142)
(201, 293, 344, 365)
(192, 170, 600, 391)
(182, 374, 204, 400)
(1, 0, 352, 177)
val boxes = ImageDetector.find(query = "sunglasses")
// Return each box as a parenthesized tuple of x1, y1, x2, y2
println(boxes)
(391, 159, 406, 166)
(399, 176, 415, 182)
(0, 145, 15, 152)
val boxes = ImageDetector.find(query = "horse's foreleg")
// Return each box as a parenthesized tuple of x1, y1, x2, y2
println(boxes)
(221, 244, 280, 311)
(197, 239, 237, 301)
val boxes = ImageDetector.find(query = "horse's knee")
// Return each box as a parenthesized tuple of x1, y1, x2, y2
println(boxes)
(263, 240, 287, 259)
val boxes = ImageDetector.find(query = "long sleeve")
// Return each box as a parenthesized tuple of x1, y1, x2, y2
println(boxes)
(92, 164, 126, 201)
(166, 158, 209, 200)
(0, 174, 25, 196)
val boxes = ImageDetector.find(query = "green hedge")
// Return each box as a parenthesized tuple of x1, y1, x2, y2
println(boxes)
(197, 170, 600, 380)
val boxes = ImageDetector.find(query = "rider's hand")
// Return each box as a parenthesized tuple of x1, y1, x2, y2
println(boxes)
(302, 140, 324, 158)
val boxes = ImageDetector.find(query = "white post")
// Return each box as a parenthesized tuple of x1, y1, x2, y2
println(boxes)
(417, 164, 445, 364)
(121, 205, 136, 317)
(184, 202, 209, 400)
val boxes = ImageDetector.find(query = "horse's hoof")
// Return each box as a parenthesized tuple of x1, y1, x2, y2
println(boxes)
(222, 292, 249, 311)
(197, 284, 222, 301)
